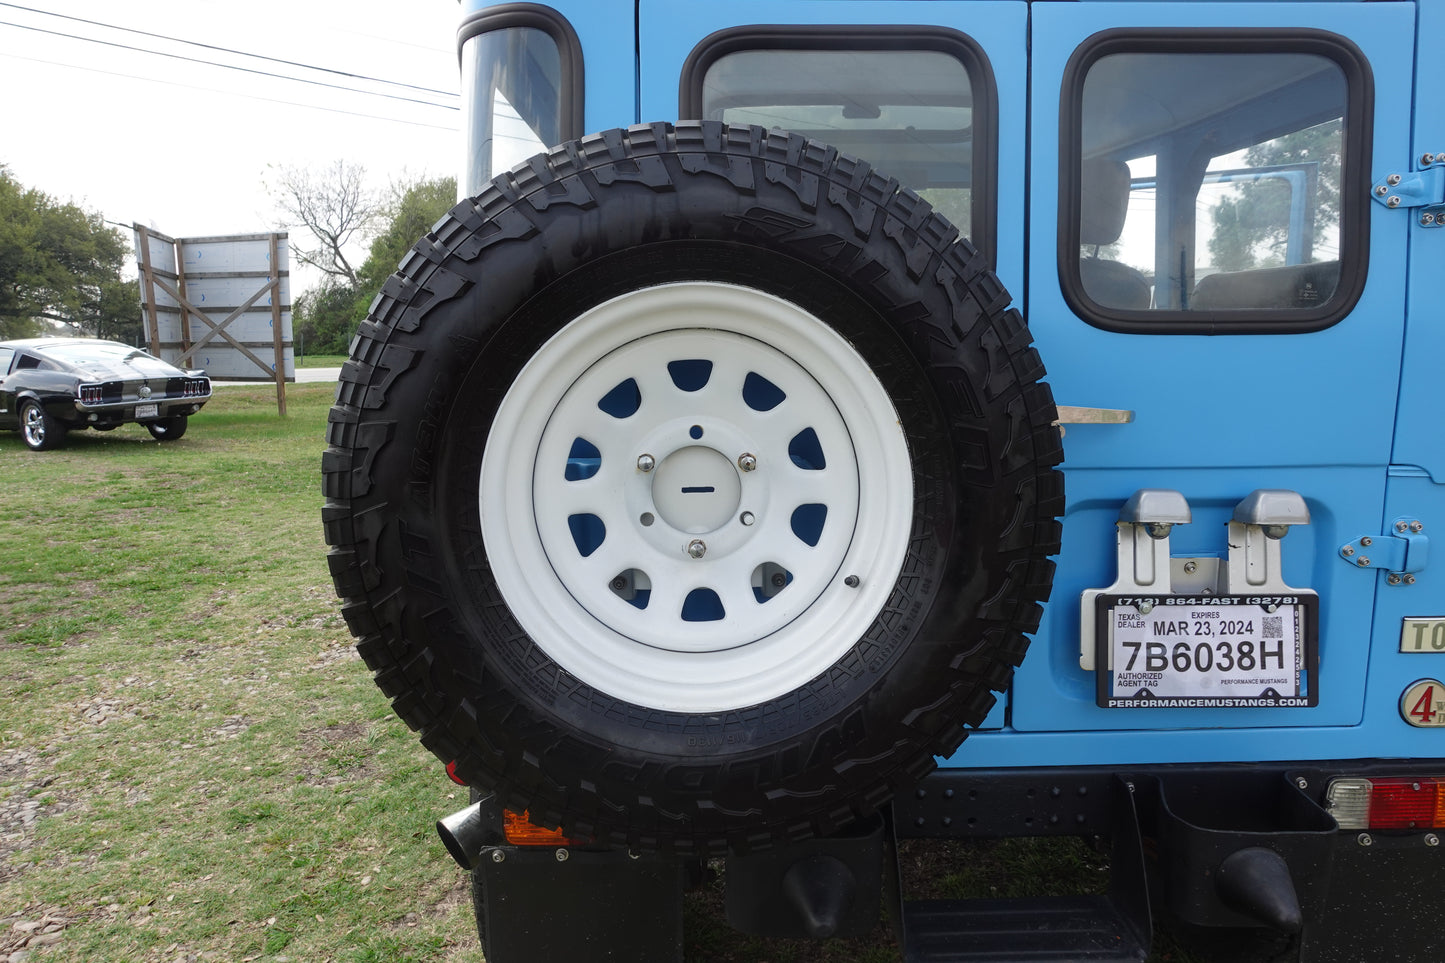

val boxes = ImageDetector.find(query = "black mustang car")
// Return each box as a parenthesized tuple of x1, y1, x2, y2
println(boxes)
(0, 338, 212, 451)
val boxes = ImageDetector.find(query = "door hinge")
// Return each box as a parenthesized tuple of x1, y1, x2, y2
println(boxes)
(1373, 155, 1445, 225)
(1340, 519, 1429, 584)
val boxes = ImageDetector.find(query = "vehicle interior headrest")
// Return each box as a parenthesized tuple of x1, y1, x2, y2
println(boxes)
(1080, 157, 1132, 247)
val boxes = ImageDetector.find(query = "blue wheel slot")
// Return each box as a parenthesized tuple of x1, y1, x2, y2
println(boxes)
(681, 588, 726, 622)
(667, 359, 713, 392)
(597, 378, 641, 418)
(567, 513, 606, 557)
(565, 438, 601, 480)
(790, 504, 827, 547)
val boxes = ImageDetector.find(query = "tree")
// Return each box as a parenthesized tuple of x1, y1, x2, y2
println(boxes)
(293, 173, 456, 354)
(1207, 119, 1342, 272)
(357, 175, 457, 291)
(0, 166, 135, 340)
(266, 160, 380, 286)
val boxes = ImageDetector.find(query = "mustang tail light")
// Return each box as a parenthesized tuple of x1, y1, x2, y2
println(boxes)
(1326, 776, 1445, 830)
(79, 384, 103, 405)
(182, 378, 210, 398)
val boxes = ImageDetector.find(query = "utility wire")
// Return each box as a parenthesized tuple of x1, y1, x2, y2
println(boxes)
(0, 19, 458, 111)
(0, 1, 457, 98)
(1, 49, 458, 132)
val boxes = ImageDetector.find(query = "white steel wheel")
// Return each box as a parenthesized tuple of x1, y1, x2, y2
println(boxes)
(480, 282, 913, 713)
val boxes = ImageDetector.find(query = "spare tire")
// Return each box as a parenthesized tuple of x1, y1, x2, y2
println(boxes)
(324, 122, 1063, 855)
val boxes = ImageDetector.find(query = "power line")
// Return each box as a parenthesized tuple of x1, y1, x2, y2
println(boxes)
(1, 49, 458, 132)
(0, 1, 457, 98)
(0, 18, 458, 111)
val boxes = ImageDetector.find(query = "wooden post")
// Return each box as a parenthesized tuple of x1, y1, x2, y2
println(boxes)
(133, 225, 164, 351)
(268, 233, 287, 417)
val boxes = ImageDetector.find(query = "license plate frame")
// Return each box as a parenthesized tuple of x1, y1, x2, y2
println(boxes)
(135, 403, 159, 419)
(1094, 594, 1319, 708)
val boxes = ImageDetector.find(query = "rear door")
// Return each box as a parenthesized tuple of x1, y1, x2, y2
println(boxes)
(644, 0, 1417, 762)
(998, 2, 1415, 757)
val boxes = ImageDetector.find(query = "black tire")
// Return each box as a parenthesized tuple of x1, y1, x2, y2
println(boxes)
(146, 416, 188, 441)
(19, 399, 65, 451)
(324, 122, 1063, 855)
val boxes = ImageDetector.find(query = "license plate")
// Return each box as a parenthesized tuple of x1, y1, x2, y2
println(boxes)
(1095, 594, 1318, 708)
(136, 403, 158, 419)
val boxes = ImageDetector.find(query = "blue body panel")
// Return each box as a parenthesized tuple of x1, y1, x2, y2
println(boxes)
(457, 0, 1444, 772)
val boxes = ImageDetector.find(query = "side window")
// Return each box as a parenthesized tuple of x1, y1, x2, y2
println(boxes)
(459, 8, 583, 198)
(683, 28, 998, 262)
(1062, 33, 1371, 333)
(15, 353, 42, 370)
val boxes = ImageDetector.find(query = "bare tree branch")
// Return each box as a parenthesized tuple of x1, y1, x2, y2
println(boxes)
(266, 160, 380, 286)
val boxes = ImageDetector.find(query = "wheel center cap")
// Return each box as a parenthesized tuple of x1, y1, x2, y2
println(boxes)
(650, 446, 742, 534)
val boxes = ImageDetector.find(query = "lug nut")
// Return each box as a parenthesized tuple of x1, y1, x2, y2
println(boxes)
(737, 453, 757, 472)
(844, 575, 860, 588)
(637, 454, 655, 472)
(687, 539, 707, 559)
(770, 572, 786, 588)
(740, 511, 755, 526)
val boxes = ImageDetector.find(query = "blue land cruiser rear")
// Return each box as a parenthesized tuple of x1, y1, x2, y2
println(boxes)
(323, 1, 1445, 959)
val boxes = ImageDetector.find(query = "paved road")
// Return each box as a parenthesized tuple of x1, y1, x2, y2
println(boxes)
(213, 367, 342, 386)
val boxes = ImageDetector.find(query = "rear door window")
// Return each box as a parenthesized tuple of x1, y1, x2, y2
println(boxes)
(683, 27, 998, 262)
(1062, 36, 1369, 332)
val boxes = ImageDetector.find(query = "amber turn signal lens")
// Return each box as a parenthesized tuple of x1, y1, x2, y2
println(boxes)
(503, 809, 583, 846)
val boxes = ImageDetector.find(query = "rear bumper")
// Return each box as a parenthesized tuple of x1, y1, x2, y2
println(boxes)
(62, 398, 206, 427)
(894, 762, 1444, 960)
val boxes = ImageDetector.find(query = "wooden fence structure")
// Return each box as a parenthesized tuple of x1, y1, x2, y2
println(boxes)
(134, 226, 292, 415)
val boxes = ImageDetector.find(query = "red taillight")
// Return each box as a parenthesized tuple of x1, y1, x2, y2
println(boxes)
(445, 759, 467, 786)
(1326, 776, 1445, 830)
(1368, 778, 1439, 829)
(79, 384, 102, 405)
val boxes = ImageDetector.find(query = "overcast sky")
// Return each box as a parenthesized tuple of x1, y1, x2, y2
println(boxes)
(0, 0, 462, 293)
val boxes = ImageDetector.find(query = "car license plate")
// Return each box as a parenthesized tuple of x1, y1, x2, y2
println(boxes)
(1095, 594, 1318, 708)
(136, 403, 159, 419)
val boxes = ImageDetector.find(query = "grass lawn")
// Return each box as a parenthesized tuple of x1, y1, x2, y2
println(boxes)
(0, 384, 480, 963)
(0, 384, 1255, 963)
(297, 354, 348, 369)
